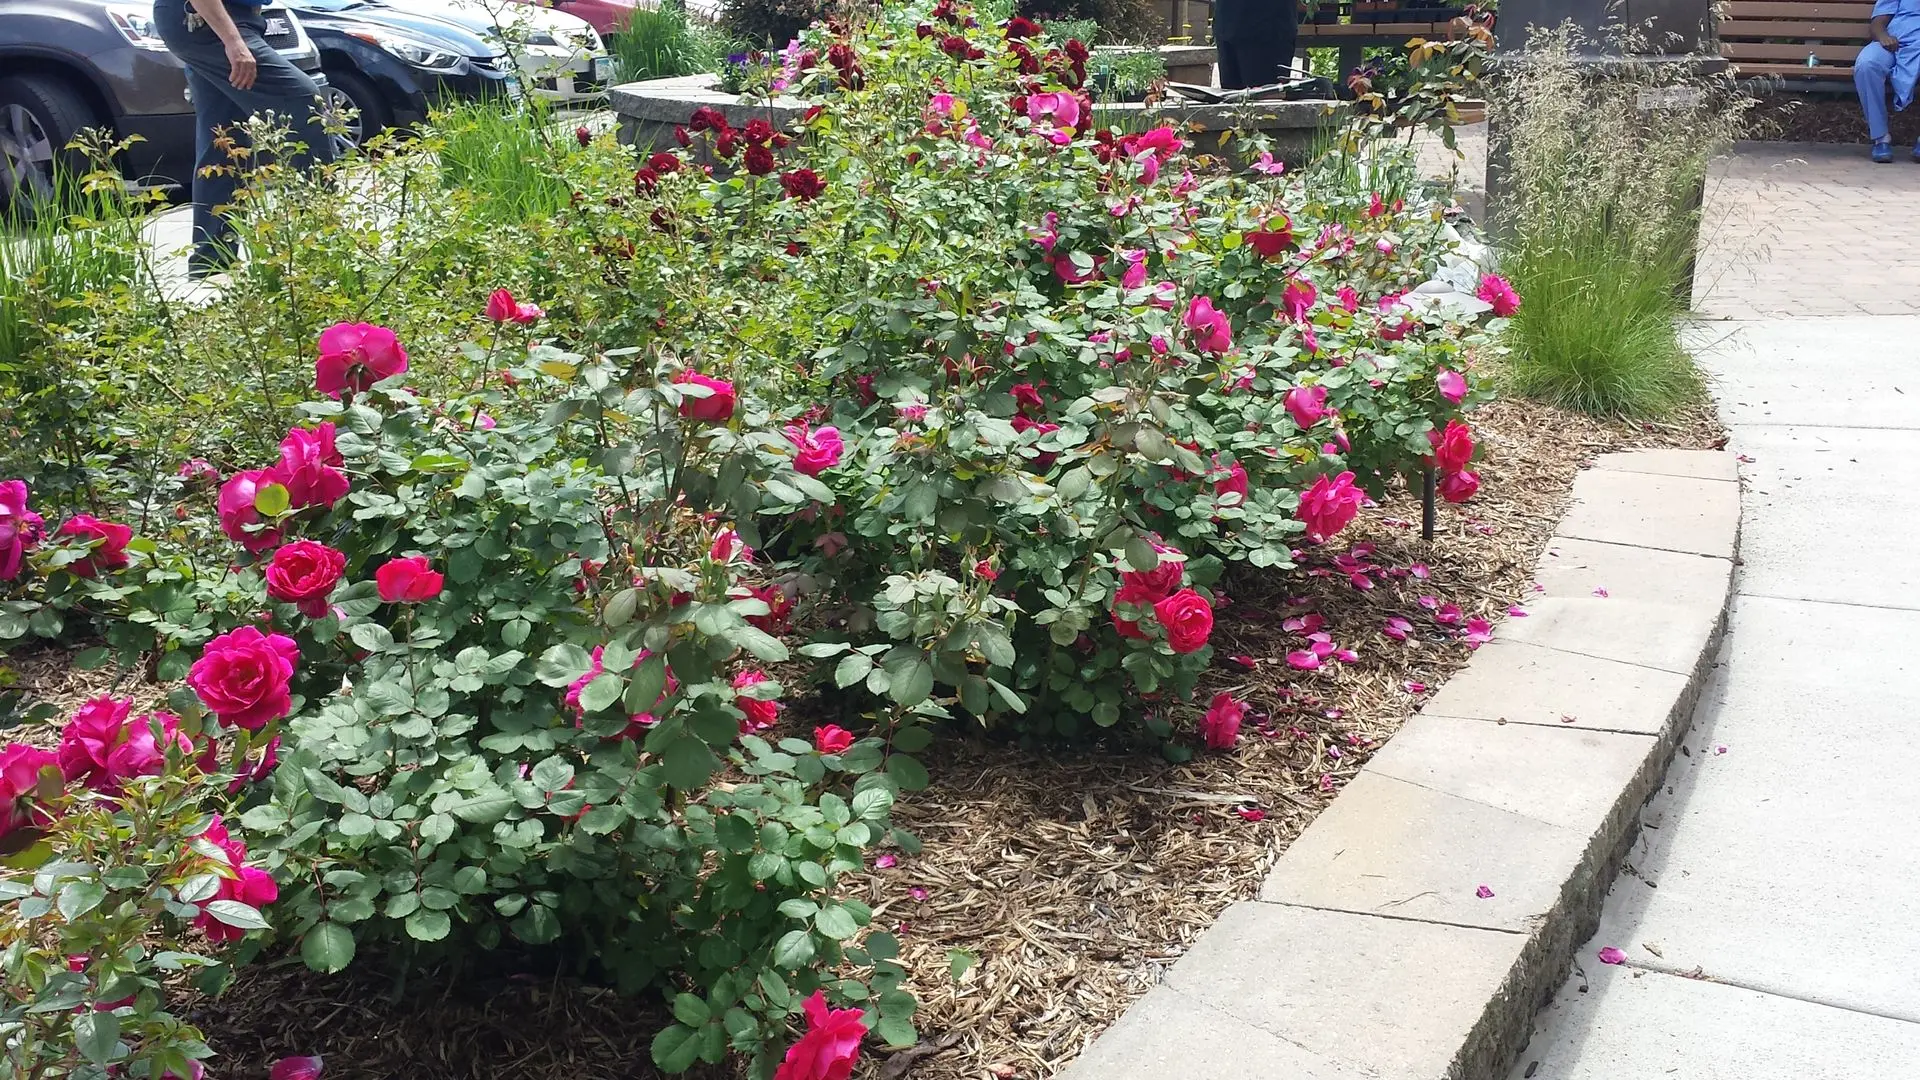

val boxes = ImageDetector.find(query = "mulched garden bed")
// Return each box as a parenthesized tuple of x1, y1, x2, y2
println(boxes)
(1746, 93, 1920, 145)
(3, 397, 1722, 1080)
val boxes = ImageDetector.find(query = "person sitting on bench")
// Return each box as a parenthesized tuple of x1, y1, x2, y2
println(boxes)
(1857, 0, 1920, 162)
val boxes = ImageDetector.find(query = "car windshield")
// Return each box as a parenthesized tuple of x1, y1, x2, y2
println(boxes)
(279, 0, 368, 11)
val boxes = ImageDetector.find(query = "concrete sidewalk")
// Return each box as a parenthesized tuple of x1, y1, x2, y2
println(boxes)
(1509, 146, 1920, 1077)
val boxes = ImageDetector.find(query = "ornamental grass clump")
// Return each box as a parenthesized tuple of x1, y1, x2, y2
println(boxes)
(1489, 28, 1743, 417)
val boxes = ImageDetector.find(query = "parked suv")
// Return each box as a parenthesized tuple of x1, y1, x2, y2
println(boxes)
(0, 0, 324, 211)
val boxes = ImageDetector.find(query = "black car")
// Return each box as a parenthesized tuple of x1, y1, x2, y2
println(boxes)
(282, 0, 517, 146)
(0, 0, 325, 209)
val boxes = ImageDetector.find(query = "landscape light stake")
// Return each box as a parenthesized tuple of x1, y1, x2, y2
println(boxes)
(1422, 467, 1437, 541)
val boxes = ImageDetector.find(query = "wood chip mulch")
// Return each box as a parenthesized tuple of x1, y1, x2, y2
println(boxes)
(1, 397, 1723, 1080)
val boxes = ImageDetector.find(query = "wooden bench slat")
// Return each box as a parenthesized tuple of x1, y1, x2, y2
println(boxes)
(1719, 18, 1872, 38)
(1732, 60, 1858, 77)
(1723, 40, 1868, 59)
(1297, 20, 1455, 37)
(1723, 1, 1875, 18)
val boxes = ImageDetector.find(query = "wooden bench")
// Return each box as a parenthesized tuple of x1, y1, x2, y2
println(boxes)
(1720, 1, 1875, 88)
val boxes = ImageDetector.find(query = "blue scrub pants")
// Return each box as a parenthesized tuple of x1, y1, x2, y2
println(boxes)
(152, 0, 335, 272)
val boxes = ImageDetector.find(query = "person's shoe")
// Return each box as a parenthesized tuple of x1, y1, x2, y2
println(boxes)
(1872, 138, 1894, 163)
(1912, 139, 1920, 162)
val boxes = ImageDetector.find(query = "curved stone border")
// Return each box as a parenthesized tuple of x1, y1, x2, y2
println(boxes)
(1060, 449, 1741, 1080)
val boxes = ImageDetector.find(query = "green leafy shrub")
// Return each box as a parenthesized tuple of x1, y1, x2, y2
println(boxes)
(3, 707, 279, 1079)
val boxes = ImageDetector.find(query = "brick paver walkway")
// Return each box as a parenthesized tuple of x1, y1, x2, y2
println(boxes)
(1695, 141, 1920, 320)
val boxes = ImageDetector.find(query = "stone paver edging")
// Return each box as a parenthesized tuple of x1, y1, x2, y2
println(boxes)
(1058, 449, 1741, 1080)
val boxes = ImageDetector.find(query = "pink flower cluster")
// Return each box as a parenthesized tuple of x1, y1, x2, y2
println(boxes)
(193, 814, 279, 944)
(1110, 546, 1215, 654)
(1427, 419, 1481, 503)
(2, 480, 138, 583)
(217, 422, 352, 553)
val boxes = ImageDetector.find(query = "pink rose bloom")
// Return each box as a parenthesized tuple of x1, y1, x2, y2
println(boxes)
(188, 626, 299, 730)
(57, 696, 132, 786)
(814, 725, 855, 754)
(1153, 589, 1214, 654)
(1199, 692, 1245, 750)
(1439, 468, 1481, 503)
(177, 458, 220, 486)
(1337, 286, 1361, 313)
(486, 288, 543, 325)
(1427, 420, 1476, 473)
(1282, 279, 1317, 323)
(1119, 248, 1148, 290)
(54, 514, 132, 577)
(194, 849, 278, 945)
(1150, 281, 1177, 310)
(1184, 296, 1232, 354)
(785, 424, 845, 476)
(1127, 125, 1184, 161)
(0, 742, 59, 841)
(1251, 151, 1285, 175)
(315, 323, 408, 398)
(269, 423, 350, 511)
(927, 92, 957, 117)
(1053, 253, 1095, 284)
(709, 529, 752, 563)
(216, 470, 283, 554)
(0, 480, 45, 581)
(374, 555, 443, 603)
(773, 990, 866, 1080)
(1476, 273, 1521, 317)
(1284, 385, 1328, 429)
(1010, 383, 1046, 415)
(1214, 460, 1249, 506)
(103, 712, 191, 791)
(567, 646, 675, 738)
(733, 670, 782, 734)
(1026, 91, 1081, 132)
(1296, 471, 1365, 541)
(1436, 369, 1468, 405)
(1029, 210, 1059, 253)
(266, 540, 348, 618)
(1120, 557, 1184, 604)
(676, 371, 737, 422)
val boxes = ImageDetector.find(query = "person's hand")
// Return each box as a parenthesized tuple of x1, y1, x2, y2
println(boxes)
(1879, 30, 1901, 52)
(224, 37, 258, 90)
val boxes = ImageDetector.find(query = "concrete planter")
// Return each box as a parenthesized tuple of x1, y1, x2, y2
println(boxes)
(1093, 43, 1218, 86)
(610, 74, 1345, 173)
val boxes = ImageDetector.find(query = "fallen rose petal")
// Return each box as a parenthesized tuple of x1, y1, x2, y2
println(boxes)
(1737, 453, 1755, 463)
(1418, 595, 1439, 610)
(874, 854, 897, 869)
(1597, 946, 1627, 965)
(1382, 617, 1413, 641)
(1227, 654, 1258, 670)
(1714, 744, 1728, 755)
(1475, 884, 1495, 899)
(1334, 648, 1359, 664)
(1409, 563, 1430, 579)
(1404, 680, 1428, 693)
(908, 886, 929, 902)
(1593, 586, 1610, 598)
(1285, 650, 1321, 670)
(1435, 603, 1463, 626)
(1234, 807, 1266, 822)
(1507, 606, 1529, 617)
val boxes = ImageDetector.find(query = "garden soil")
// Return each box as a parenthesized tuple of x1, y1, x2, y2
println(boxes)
(5, 397, 1722, 1080)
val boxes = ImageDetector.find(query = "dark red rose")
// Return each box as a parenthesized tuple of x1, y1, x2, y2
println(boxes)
(648, 151, 681, 174)
(1005, 15, 1041, 38)
(780, 168, 826, 200)
(742, 118, 775, 145)
(743, 143, 776, 176)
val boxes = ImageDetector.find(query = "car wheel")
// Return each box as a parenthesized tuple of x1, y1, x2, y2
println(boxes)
(0, 74, 98, 219)
(320, 68, 392, 150)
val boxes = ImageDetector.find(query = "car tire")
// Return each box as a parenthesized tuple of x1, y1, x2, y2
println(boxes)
(320, 67, 391, 149)
(0, 73, 99, 219)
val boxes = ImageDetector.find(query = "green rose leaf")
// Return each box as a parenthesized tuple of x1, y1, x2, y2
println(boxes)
(302, 920, 357, 974)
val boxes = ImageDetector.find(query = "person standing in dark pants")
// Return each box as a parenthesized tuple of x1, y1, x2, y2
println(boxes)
(153, 0, 336, 278)
(1213, 0, 1301, 89)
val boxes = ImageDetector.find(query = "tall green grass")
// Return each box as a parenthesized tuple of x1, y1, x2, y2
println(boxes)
(1, 183, 138, 363)
(1489, 28, 1741, 418)
(430, 99, 573, 222)
(606, 0, 731, 82)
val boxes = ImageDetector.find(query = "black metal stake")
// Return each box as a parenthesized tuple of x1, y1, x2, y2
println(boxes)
(1421, 467, 1437, 541)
